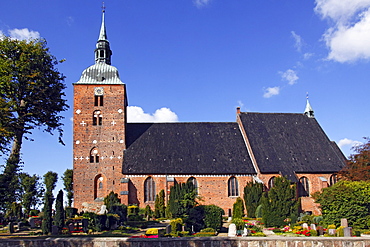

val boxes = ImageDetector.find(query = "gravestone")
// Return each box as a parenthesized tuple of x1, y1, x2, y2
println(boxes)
(68, 223, 74, 233)
(228, 223, 237, 237)
(8, 222, 14, 234)
(302, 223, 309, 229)
(344, 227, 352, 237)
(51, 225, 59, 235)
(82, 219, 89, 233)
(166, 224, 172, 235)
(98, 205, 108, 215)
(29, 218, 35, 228)
(242, 227, 248, 237)
(341, 218, 348, 227)
(17, 222, 22, 231)
(328, 229, 336, 235)
(310, 224, 316, 231)
(317, 226, 324, 235)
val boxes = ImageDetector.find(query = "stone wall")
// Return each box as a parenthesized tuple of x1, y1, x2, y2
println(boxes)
(2, 237, 370, 247)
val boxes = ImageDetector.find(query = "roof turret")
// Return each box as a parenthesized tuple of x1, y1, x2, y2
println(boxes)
(95, 7, 112, 65)
(304, 94, 314, 118)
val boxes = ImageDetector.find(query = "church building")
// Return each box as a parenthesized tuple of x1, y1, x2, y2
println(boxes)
(73, 11, 346, 216)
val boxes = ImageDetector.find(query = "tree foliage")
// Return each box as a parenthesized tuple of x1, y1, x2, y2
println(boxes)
(54, 190, 65, 233)
(0, 37, 68, 213)
(339, 137, 370, 181)
(243, 181, 263, 218)
(168, 182, 198, 219)
(187, 205, 224, 232)
(42, 171, 58, 235)
(62, 169, 73, 207)
(232, 197, 244, 219)
(261, 176, 298, 227)
(19, 173, 43, 217)
(103, 191, 121, 211)
(313, 180, 370, 229)
(154, 189, 166, 218)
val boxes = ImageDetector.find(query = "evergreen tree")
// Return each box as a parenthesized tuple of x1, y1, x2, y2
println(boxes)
(103, 191, 120, 212)
(232, 197, 244, 219)
(54, 190, 65, 233)
(154, 189, 166, 218)
(62, 169, 73, 207)
(243, 181, 263, 218)
(262, 176, 298, 227)
(41, 171, 58, 235)
(168, 182, 197, 219)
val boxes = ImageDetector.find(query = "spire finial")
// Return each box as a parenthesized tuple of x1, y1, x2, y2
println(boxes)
(102, 2, 106, 13)
(304, 92, 314, 118)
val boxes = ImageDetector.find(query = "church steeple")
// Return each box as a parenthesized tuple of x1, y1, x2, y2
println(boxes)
(304, 93, 314, 118)
(95, 6, 112, 65)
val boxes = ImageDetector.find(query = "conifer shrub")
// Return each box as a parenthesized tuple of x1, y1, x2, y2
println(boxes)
(232, 197, 244, 219)
(154, 190, 166, 218)
(243, 181, 263, 218)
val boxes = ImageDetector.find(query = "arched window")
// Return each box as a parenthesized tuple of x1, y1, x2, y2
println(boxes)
(329, 174, 338, 186)
(93, 110, 102, 126)
(187, 177, 198, 194)
(144, 177, 156, 202)
(268, 176, 275, 189)
(228, 176, 239, 197)
(298, 176, 309, 197)
(94, 175, 104, 199)
(90, 147, 99, 163)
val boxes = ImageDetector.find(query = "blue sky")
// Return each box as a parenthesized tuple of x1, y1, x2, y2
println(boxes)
(1, 0, 369, 197)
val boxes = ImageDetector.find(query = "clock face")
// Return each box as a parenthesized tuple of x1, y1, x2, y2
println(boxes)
(94, 87, 104, 96)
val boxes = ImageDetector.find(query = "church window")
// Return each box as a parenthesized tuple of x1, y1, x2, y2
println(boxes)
(94, 175, 104, 199)
(228, 176, 239, 197)
(94, 96, 103, 106)
(298, 177, 309, 197)
(100, 50, 104, 58)
(99, 182, 103, 189)
(187, 177, 198, 194)
(329, 174, 338, 186)
(268, 177, 275, 189)
(144, 177, 156, 202)
(90, 148, 100, 163)
(93, 110, 102, 126)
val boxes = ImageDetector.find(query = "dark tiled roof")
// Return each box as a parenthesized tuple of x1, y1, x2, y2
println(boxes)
(123, 122, 256, 175)
(239, 112, 346, 179)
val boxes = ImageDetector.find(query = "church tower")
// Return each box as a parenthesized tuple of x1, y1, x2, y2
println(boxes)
(73, 9, 127, 211)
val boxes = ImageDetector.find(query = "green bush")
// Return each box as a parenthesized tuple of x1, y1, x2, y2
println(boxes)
(200, 227, 215, 233)
(232, 197, 244, 219)
(336, 226, 345, 237)
(310, 229, 318, 236)
(65, 207, 78, 219)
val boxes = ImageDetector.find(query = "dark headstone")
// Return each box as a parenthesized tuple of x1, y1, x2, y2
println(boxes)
(317, 226, 324, 236)
(166, 224, 172, 234)
(17, 222, 22, 231)
(82, 219, 89, 233)
(29, 218, 35, 228)
(8, 222, 14, 233)
(68, 223, 74, 233)
(51, 225, 59, 235)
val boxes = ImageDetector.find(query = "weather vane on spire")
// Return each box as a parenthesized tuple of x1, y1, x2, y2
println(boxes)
(102, 2, 106, 13)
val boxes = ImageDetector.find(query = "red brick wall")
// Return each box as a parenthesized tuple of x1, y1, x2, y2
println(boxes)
(73, 84, 127, 211)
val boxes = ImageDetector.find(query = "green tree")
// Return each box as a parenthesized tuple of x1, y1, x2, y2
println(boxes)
(313, 180, 370, 228)
(41, 171, 58, 235)
(232, 197, 244, 219)
(0, 37, 68, 211)
(154, 189, 166, 218)
(54, 190, 65, 233)
(19, 173, 43, 217)
(168, 182, 197, 219)
(339, 137, 370, 181)
(261, 176, 298, 227)
(62, 169, 73, 207)
(243, 181, 263, 218)
(103, 191, 121, 212)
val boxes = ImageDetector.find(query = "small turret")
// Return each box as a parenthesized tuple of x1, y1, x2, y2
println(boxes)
(304, 93, 314, 118)
(95, 6, 112, 65)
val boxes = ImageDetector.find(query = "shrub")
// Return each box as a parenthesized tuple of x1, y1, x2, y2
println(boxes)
(310, 229, 318, 236)
(232, 218, 245, 230)
(336, 226, 345, 237)
(65, 207, 78, 219)
(232, 197, 244, 219)
(200, 227, 215, 233)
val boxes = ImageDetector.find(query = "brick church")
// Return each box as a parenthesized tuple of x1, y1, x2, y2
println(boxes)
(73, 11, 346, 216)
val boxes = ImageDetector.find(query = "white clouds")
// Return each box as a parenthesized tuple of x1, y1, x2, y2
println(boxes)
(127, 106, 178, 123)
(315, 0, 370, 62)
(291, 31, 303, 52)
(280, 69, 299, 85)
(193, 0, 211, 8)
(263, 87, 280, 98)
(338, 138, 363, 148)
(8, 28, 40, 40)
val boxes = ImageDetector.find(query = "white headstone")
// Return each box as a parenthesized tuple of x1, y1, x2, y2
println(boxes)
(228, 223, 237, 237)
(242, 227, 249, 237)
(341, 218, 348, 227)
(310, 224, 316, 231)
(98, 205, 108, 215)
(302, 223, 309, 229)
